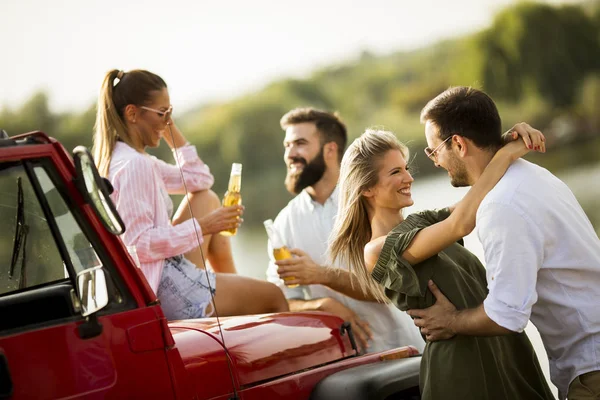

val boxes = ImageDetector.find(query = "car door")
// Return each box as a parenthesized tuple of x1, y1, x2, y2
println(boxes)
(0, 156, 174, 399)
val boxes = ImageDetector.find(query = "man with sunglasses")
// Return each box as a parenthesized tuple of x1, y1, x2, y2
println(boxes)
(409, 86, 600, 400)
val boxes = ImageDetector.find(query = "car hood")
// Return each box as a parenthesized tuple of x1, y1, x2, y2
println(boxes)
(169, 312, 355, 387)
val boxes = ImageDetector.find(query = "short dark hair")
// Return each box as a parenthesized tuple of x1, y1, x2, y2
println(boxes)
(420, 87, 503, 151)
(280, 107, 347, 162)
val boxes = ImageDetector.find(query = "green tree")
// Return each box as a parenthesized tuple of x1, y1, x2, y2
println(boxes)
(480, 3, 600, 107)
(0, 92, 57, 136)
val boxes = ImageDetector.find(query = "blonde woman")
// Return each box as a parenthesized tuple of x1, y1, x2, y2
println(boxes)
(329, 129, 553, 399)
(93, 69, 288, 319)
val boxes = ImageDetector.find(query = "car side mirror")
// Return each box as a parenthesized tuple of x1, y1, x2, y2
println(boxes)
(72, 146, 125, 235)
(76, 266, 109, 317)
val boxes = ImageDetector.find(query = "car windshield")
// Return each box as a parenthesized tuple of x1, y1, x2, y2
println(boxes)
(0, 160, 103, 296)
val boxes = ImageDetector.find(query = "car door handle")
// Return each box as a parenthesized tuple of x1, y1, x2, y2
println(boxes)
(0, 353, 13, 398)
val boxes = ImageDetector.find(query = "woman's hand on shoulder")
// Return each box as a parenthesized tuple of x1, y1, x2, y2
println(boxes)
(364, 236, 386, 273)
(198, 205, 244, 235)
(500, 122, 546, 161)
(502, 122, 546, 155)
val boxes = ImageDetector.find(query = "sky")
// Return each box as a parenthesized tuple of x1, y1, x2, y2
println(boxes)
(1, 0, 578, 114)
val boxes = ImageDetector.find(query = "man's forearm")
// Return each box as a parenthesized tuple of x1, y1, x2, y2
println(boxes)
(451, 304, 515, 336)
(322, 268, 379, 302)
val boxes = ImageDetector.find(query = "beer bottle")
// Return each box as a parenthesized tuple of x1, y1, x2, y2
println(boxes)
(220, 163, 242, 236)
(264, 219, 298, 288)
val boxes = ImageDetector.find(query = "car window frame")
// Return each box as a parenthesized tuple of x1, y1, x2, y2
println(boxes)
(0, 157, 136, 335)
(27, 158, 136, 314)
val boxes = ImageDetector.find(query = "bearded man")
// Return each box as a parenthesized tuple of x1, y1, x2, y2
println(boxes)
(266, 107, 424, 354)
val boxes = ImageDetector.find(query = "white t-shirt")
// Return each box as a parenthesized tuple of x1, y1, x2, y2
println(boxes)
(266, 187, 425, 354)
(477, 159, 600, 399)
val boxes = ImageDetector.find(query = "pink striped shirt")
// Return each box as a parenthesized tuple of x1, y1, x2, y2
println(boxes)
(108, 141, 214, 293)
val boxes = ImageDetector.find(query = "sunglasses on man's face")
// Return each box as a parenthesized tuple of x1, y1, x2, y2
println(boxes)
(140, 105, 173, 123)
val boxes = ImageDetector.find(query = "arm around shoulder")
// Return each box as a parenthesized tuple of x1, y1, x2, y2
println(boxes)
(400, 146, 521, 265)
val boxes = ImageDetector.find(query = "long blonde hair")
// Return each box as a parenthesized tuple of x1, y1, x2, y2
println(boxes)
(92, 69, 167, 176)
(329, 129, 409, 303)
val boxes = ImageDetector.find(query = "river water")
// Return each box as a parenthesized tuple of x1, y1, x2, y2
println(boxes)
(230, 161, 600, 397)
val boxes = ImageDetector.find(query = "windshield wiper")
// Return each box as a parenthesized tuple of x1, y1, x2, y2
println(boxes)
(9, 177, 29, 288)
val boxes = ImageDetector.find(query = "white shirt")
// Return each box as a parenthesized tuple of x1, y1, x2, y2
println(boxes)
(477, 159, 600, 399)
(266, 187, 425, 354)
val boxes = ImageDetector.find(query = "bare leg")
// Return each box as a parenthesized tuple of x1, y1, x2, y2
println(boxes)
(207, 232, 237, 273)
(172, 189, 238, 273)
(210, 273, 289, 316)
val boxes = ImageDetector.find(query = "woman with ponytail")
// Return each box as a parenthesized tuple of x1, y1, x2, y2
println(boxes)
(328, 130, 553, 399)
(93, 69, 288, 319)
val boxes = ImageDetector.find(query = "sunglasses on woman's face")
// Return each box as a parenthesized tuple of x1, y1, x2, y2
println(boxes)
(140, 105, 173, 123)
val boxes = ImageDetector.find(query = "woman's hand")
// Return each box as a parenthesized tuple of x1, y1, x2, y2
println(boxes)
(500, 122, 546, 162)
(501, 122, 546, 152)
(197, 205, 244, 235)
(162, 118, 189, 150)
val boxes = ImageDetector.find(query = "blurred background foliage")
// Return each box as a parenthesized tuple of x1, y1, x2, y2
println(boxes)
(1, 1, 599, 229)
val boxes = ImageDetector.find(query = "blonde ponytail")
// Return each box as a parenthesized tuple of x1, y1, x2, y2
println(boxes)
(93, 70, 130, 177)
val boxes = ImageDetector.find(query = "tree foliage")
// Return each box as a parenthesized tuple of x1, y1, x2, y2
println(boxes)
(479, 2, 600, 106)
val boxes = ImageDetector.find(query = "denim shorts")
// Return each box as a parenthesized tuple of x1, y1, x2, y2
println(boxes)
(157, 255, 217, 320)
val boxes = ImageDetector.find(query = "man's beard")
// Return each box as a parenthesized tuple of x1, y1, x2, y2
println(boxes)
(285, 148, 326, 195)
(448, 155, 470, 187)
